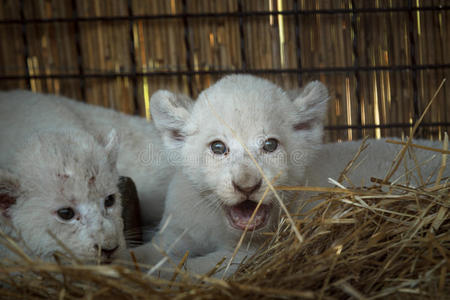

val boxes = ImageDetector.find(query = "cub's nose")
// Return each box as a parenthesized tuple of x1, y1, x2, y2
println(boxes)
(232, 179, 262, 196)
(94, 244, 119, 259)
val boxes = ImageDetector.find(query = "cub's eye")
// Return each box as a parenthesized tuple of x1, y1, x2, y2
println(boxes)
(57, 207, 75, 220)
(210, 140, 228, 155)
(104, 194, 115, 208)
(263, 138, 279, 152)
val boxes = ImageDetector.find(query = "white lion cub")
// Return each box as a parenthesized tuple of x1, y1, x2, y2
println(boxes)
(0, 129, 126, 262)
(129, 74, 448, 277)
(128, 74, 330, 276)
(0, 90, 176, 232)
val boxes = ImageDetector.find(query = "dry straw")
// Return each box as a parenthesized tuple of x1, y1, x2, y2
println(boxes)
(0, 137, 448, 299)
(0, 85, 449, 300)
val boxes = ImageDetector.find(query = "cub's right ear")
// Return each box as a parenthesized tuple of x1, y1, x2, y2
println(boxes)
(150, 90, 193, 150)
(104, 128, 120, 166)
(292, 81, 329, 127)
(0, 170, 20, 218)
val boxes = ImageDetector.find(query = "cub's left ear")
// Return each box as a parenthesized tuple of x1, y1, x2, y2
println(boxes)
(292, 81, 329, 129)
(0, 169, 21, 218)
(103, 129, 120, 164)
(150, 90, 194, 150)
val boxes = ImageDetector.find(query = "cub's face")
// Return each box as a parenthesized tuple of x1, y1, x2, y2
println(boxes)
(0, 130, 126, 262)
(151, 75, 329, 233)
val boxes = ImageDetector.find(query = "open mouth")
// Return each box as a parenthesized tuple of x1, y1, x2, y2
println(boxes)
(225, 200, 271, 231)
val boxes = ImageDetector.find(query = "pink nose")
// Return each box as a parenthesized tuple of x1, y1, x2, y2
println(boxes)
(232, 180, 262, 196)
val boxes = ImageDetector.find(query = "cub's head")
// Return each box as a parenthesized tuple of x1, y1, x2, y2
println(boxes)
(151, 75, 329, 234)
(0, 129, 125, 262)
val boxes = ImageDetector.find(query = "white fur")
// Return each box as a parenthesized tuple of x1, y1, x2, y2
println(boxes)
(0, 90, 176, 231)
(130, 75, 331, 276)
(306, 139, 447, 187)
(0, 129, 126, 262)
(130, 74, 448, 278)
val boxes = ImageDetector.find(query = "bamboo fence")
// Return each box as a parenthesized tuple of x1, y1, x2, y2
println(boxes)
(0, 0, 449, 141)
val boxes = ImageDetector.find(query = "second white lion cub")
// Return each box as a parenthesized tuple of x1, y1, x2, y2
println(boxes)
(0, 129, 126, 262)
(129, 74, 330, 276)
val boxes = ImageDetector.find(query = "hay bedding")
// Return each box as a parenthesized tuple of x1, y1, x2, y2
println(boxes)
(0, 83, 448, 300)
(0, 140, 448, 300)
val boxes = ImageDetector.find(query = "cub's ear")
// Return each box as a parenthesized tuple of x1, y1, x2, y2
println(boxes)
(150, 90, 193, 150)
(291, 81, 329, 131)
(99, 129, 120, 165)
(0, 170, 20, 218)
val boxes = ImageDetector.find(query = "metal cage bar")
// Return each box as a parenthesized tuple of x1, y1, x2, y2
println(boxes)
(72, 0, 86, 101)
(1, 5, 449, 25)
(1, 64, 448, 80)
(127, 0, 139, 114)
(182, 0, 193, 96)
(18, 0, 30, 90)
